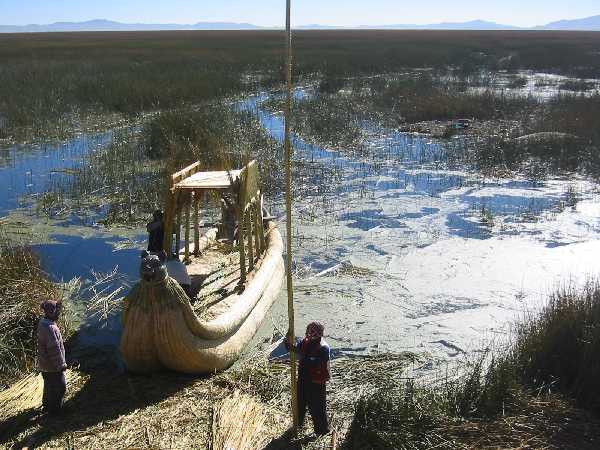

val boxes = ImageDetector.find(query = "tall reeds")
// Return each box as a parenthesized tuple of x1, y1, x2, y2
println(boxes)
(56, 105, 281, 225)
(2, 30, 600, 141)
(347, 281, 600, 448)
(513, 281, 600, 411)
(0, 233, 76, 385)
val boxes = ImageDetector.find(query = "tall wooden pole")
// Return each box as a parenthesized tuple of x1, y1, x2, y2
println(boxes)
(284, 0, 299, 430)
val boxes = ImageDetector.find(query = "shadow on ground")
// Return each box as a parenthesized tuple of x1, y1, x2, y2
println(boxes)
(0, 347, 201, 448)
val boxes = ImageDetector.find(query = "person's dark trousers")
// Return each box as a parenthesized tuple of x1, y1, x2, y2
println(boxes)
(41, 371, 66, 413)
(297, 378, 328, 434)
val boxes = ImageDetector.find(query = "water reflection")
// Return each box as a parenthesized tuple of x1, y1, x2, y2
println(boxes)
(0, 90, 598, 359)
(241, 91, 586, 246)
(32, 233, 141, 283)
(0, 132, 113, 216)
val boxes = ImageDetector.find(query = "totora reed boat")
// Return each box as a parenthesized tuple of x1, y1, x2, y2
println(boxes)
(120, 160, 284, 374)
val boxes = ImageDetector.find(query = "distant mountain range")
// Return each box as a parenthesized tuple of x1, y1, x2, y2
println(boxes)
(1, 15, 600, 33)
(0, 19, 260, 33)
(541, 15, 600, 30)
(357, 20, 521, 30)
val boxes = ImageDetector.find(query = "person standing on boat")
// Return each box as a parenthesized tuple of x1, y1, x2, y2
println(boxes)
(146, 210, 164, 253)
(286, 321, 331, 435)
(37, 300, 67, 413)
(220, 194, 237, 242)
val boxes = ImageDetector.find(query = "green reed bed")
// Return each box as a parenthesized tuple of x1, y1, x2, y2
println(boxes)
(345, 281, 600, 449)
(514, 281, 600, 411)
(367, 75, 600, 177)
(48, 105, 281, 226)
(476, 93, 600, 176)
(367, 73, 535, 124)
(262, 72, 536, 157)
(2, 30, 600, 142)
(265, 72, 600, 178)
(0, 32, 277, 142)
(66, 129, 164, 225)
(558, 79, 597, 92)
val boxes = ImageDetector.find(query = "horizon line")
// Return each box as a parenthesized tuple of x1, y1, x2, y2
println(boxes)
(1, 14, 599, 30)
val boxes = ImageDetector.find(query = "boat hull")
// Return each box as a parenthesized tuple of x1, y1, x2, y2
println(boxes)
(120, 224, 284, 374)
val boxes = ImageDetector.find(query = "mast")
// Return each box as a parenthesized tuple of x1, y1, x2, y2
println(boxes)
(284, 0, 299, 430)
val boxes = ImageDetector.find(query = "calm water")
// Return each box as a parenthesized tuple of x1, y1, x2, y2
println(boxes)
(2, 91, 599, 358)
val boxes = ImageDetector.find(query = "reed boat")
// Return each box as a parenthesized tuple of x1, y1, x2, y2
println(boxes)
(120, 160, 284, 374)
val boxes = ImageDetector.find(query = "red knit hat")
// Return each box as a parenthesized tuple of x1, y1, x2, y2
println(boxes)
(40, 300, 61, 320)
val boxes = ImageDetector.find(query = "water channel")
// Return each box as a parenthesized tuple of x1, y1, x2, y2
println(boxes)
(1, 91, 599, 363)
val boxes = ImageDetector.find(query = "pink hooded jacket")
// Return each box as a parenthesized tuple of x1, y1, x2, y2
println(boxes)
(37, 318, 66, 372)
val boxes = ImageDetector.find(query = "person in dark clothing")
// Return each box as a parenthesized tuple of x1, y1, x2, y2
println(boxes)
(286, 321, 331, 435)
(147, 210, 164, 253)
(220, 194, 237, 242)
(37, 300, 67, 413)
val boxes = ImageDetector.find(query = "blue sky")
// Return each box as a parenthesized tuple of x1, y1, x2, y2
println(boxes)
(1, 0, 599, 27)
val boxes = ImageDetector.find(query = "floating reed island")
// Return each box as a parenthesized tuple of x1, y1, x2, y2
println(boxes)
(120, 160, 284, 374)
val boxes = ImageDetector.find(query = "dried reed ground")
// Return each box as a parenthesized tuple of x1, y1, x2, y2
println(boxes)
(0, 347, 413, 449)
(2, 345, 599, 450)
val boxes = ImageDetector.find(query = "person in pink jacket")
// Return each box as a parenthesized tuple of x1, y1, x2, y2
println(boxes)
(37, 300, 67, 413)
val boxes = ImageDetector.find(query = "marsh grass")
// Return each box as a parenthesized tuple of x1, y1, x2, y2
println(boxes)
(288, 95, 366, 151)
(347, 347, 522, 447)
(558, 79, 596, 92)
(269, 72, 600, 178)
(0, 233, 77, 385)
(507, 75, 529, 89)
(264, 73, 536, 151)
(345, 281, 600, 449)
(375, 79, 533, 124)
(66, 129, 165, 225)
(49, 105, 282, 225)
(2, 30, 600, 141)
(513, 281, 600, 411)
(487, 94, 600, 176)
(479, 206, 495, 228)
(347, 384, 449, 450)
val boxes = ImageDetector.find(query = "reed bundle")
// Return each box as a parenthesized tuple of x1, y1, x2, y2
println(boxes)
(0, 373, 43, 421)
(0, 369, 80, 422)
(210, 390, 267, 450)
(120, 225, 284, 375)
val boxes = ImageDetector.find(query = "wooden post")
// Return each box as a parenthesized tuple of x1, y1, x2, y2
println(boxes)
(257, 194, 266, 252)
(175, 205, 182, 258)
(284, 0, 299, 430)
(184, 193, 191, 263)
(253, 201, 263, 255)
(246, 207, 254, 271)
(163, 190, 179, 257)
(237, 204, 247, 284)
(193, 191, 200, 256)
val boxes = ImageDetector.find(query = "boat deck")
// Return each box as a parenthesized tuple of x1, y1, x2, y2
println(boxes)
(185, 240, 241, 320)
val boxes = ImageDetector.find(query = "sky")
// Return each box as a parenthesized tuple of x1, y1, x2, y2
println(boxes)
(1, 0, 599, 27)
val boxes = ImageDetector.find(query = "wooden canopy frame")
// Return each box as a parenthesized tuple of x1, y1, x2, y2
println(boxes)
(162, 160, 266, 284)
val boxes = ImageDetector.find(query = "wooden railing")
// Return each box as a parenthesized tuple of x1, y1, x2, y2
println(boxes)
(162, 161, 204, 258)
(162, 160, 267, 286)
(236, 161, 264, 283)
